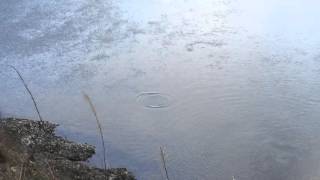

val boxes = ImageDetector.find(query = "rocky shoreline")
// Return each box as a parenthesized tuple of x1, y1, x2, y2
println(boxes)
(0, 118, 135, 180)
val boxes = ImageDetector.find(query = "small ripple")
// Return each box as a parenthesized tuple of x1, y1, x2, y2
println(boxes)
(136, 92, 171, 108)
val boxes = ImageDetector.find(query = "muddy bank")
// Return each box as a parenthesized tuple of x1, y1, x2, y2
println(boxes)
(0, 118, 135, 180)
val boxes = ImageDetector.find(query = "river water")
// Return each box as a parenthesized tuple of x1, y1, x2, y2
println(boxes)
(1, 0, 320, 179)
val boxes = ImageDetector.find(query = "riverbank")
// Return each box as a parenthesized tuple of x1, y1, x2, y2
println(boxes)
(0, 118, 135, 180)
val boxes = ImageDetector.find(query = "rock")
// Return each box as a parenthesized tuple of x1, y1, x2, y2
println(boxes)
(0, 118, 136, 180)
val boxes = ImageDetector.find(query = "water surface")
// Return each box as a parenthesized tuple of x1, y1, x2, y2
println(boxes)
(1, 0, 320, 179)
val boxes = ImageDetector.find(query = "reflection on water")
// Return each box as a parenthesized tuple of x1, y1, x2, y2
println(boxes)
(2, 0, 320, 179)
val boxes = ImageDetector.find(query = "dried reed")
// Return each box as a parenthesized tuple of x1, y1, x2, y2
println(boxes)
(9, 65, 43, 124)
(160, 146, 170, 180)
(83, 92, 108, 179)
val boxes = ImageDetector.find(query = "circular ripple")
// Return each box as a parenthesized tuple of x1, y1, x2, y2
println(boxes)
(137, 92, 171, 108)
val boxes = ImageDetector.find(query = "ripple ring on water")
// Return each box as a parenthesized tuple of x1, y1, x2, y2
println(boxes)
(136, 92, 171, 108)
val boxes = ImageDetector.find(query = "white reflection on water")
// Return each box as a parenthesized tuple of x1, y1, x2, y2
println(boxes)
(2, 0, 320, 179)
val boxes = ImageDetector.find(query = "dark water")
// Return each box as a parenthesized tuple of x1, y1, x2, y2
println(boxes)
(1, 0, 320, 179)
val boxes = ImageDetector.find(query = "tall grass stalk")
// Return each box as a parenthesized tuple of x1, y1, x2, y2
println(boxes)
(160, 146, 170, 180)
(9, 65, 43, 123)
(83, 92, 109, 178)
(45, 159, 57, 180)
(18, 162, 24, 180)
(9, 66, 46, 180)
(158, 161, 165, 180)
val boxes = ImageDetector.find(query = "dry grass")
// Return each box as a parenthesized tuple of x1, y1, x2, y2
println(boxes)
(18, 162, 24, 180)
(8, 65, 54, 180)
(45, 159, 57, 180)
(9, 65, 43, 124)
(160, 146, 170, 180)
(83, 92, 109, 180)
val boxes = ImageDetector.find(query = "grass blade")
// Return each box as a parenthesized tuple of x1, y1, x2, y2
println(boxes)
(45, 159, 57, 180)
(9, 65, 43, 123)
(160, 146, 170, 180)
(83, 92, 109, 179)
(18, 162, 24, 180)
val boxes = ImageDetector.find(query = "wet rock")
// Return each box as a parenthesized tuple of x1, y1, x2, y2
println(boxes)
(0, 118, 135, 180)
